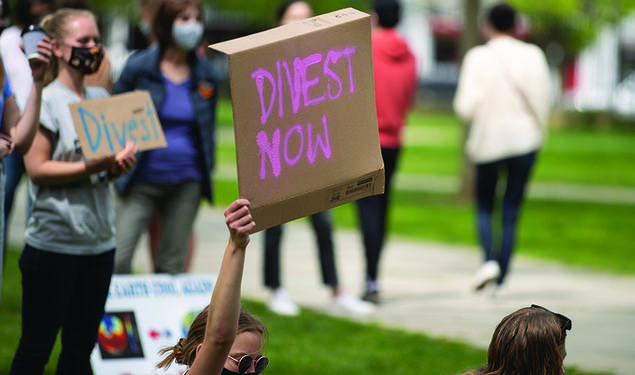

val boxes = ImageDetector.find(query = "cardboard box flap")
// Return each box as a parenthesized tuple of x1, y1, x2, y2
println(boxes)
(209, 8, 368, 55)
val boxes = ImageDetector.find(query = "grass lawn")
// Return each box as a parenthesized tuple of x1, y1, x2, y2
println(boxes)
(213, 100, 635, 275)
(0, 250, 606, 375)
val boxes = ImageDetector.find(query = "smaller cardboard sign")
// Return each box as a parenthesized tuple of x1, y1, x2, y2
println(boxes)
(210, 8, 385, 232)
(69, 91, 167, 160)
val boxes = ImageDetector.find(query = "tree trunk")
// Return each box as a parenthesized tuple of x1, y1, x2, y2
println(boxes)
(457, 0, 480, 203)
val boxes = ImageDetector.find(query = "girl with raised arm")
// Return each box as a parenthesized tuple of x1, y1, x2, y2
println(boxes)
(158, 199, 269, 375)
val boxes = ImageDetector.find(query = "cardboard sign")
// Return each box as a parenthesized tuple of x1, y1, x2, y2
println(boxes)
(69, 91, 167, 160)
(210, 8, 384, 232)
(90, 274, 216, 375)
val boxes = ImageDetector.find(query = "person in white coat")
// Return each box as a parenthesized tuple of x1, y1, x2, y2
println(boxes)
(454, 2, 551, 294)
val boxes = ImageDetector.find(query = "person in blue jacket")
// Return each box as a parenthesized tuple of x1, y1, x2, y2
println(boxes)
(113, 0, 216, 275)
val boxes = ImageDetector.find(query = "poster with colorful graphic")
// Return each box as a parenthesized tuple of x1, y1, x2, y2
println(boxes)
(90, 274, 216, 375)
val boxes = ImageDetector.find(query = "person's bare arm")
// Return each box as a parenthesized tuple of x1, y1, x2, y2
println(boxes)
(188, 199, 255, 375)
(24, 128, 137, 186)
(3, 38, 52, 154)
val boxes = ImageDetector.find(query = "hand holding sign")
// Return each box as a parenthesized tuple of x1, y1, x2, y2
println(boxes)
(224, 199, 255, 249)
(109, 141, 138, 178)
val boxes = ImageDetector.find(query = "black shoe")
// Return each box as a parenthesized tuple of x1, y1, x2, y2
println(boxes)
(362, 290, 380, 305)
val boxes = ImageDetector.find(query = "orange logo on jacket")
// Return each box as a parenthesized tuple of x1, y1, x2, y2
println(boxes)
(198, 81, 215, 99)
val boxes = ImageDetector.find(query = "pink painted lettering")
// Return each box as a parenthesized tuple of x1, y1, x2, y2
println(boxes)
(324, 51, 343, 100)
(307, 115, 332, 164)
(276, 61, 284, 118)
(283, 124, 304, 166)
(256, 115, 332, 179)
(257, 129, 281, 179)
(251, 46, 357, 125)
(324, 46, 357, 99)
(299, 53, 326, 107)
(251, 68, 276, 125)
(342, 46, 356, 93)
(283, 60, 302, 116)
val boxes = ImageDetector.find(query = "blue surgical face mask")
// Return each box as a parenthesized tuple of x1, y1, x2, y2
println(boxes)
(139, 21, 151, 37)
(172, 21, 203, 51)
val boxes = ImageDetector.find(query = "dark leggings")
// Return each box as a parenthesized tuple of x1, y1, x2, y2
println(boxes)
(11, 244, 114, 375)
(356, 147, 400, 283)
(475, 151, 537, 284)
(264, 210, 338, 289)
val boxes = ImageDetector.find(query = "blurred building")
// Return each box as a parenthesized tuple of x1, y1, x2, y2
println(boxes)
(399, 0, 634, 117)
(563, 14, 635, 118)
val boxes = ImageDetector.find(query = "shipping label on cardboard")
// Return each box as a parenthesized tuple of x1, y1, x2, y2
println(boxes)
(69, 91, 166, 160)
(211, 8, 384, 231)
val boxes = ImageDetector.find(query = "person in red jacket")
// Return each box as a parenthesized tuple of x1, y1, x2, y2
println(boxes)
(358, 0, 416, 304)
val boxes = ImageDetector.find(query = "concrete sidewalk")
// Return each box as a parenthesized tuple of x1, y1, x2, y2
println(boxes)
(7, 184, 635, 374)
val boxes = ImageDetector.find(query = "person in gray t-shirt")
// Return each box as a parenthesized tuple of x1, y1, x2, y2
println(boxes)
(10, 9, 137, 374)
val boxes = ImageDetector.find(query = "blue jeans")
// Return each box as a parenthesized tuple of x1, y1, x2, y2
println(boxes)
(475, 151, 537, 284)
(11, 245, 114, 375)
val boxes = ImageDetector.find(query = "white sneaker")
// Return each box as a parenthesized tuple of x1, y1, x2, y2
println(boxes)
(331, 292, 376, 316)
(473, 260, 500, 291)
(267, 288, 299, 316)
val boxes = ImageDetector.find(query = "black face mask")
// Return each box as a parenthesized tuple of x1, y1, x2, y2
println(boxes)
(221, 368, 244, 375)
(67, 45, 104, 75)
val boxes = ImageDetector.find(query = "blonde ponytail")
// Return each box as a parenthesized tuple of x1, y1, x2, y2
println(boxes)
(157, 307, 266, 370)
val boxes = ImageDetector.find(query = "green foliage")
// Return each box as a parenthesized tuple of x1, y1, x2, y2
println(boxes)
(508, 0, 635, 65)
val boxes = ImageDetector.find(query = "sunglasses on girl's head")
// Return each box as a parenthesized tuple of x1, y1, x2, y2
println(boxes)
(531, 304, 572, 336)
(228, 354, 269, 374)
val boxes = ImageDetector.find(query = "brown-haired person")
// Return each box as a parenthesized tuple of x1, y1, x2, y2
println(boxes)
(11, 8, 137, 374)
(463, 304, 572, 375)
(158, 199, 270, 375)
(113, 0, 217, 276)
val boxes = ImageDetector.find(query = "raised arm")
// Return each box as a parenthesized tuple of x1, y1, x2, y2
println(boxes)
(2, 38, 52, 154)
(188, 199, 255, 375)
